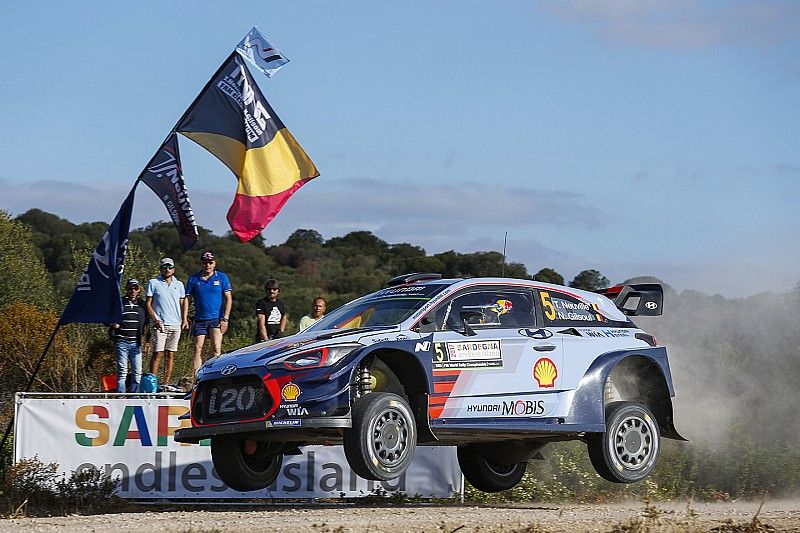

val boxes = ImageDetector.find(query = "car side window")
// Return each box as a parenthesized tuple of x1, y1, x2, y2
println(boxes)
(435, 290, 536, 331)
(538, 290, 608, 327)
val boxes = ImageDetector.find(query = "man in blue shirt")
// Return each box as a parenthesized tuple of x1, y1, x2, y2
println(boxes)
(183, 250, 233, 375)
(146, 257, 186, 386)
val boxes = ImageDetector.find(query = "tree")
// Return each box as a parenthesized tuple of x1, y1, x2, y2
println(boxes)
(569, 269, 609, 291)
(325, 231, 388, 256)
(534, 267, 565, 286)
(0, 211, 55, 310)
(285, 229, 324, 248)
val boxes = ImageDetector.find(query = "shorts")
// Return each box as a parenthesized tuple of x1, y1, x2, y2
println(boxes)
(152, 325, 181, 352)
(192, 318, 220, 336)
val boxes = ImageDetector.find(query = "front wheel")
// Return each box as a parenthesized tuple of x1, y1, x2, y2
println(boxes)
(457, 445, 527, 493)
(587, 401, 661, 483)
(343, 392, 417, 481)
(210, 437, 283, 491)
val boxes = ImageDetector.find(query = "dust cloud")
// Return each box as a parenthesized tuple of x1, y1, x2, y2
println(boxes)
(632, 279, 800, 493)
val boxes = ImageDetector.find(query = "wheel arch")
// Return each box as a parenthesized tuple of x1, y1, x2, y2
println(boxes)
(351, 347, 436, 443)
(568, 348, 685, 441)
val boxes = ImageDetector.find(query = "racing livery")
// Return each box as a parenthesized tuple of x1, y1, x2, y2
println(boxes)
(176, 273, 683, 492)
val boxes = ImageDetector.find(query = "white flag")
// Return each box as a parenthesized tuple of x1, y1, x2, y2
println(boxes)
(235, 27, 289, 78)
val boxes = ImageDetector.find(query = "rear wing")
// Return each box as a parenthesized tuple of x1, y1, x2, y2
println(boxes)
(597, 283, 663, 316)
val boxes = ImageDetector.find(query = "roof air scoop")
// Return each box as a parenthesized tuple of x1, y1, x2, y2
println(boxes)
(386, 272, 443, 287)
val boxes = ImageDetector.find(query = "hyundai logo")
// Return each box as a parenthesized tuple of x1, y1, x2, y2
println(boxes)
(221, 364, 237, 376)
(645, 302, 658, 310)
(518, 328, 553, 339)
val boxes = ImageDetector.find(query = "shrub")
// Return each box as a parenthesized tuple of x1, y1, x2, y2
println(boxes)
(0, 457, 122, 517)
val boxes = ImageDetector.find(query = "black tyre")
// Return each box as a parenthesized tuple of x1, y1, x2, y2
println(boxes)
(210, 436, 283, 491)
(587, 401, 661, 483)
(457, 445, 527, 493)
(343, 392, 417, 481)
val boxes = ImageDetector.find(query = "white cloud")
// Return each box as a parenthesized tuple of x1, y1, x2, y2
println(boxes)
(2, 177, 795, 297)
(540, 0, 800, 49)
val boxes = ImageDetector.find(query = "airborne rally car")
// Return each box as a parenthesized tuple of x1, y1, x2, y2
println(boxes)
(175, 274, 683, 493)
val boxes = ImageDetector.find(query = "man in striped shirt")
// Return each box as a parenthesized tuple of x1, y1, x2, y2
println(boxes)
(110, 278, 148, 392)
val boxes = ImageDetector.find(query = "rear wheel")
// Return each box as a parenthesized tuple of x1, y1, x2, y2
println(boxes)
(587, 401, 660, 483)
(457, 445, 527, 493)
(210, 437, 283, 491)
(343, 392, 417, 481)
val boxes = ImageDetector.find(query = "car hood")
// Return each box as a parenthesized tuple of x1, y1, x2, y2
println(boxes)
(199, 326, 400, 374)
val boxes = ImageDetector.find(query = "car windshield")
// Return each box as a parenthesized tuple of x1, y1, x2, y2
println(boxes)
(306, 283, 450, 332)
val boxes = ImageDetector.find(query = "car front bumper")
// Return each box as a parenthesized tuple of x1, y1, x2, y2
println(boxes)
(174, 416, 352, 444)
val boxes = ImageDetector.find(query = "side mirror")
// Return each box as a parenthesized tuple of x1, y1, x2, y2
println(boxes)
(418, 315, 436, 333)
(459, 310, 482, 337)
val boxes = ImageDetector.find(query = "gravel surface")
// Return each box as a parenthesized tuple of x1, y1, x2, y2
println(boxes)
(4, 499, 799, 532)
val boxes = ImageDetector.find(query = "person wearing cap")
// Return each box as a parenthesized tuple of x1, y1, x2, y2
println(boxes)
(255, 279, 287, 341)
(298, 297, 326, 332)
(146, 257, 187, 385)
(109, 279, 149, 392)
(183, 250, 233, 374)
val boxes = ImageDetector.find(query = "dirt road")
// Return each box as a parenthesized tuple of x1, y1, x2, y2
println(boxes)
(4, 499, 799, 532)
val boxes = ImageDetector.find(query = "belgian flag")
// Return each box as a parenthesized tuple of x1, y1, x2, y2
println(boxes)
(177, 53, 318, 242)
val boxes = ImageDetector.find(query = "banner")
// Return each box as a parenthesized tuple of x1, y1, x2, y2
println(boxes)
(60, 186, 136, 325)
(236, 26, 290, 78)
(14, 394, 462, 499)
(139, 133, 198, 250)
(177, 52, 319, 242)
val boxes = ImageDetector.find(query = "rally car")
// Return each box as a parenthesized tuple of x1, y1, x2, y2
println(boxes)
(175, 273, 683, 493)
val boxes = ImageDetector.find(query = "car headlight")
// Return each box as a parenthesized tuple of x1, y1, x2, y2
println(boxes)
(273, 344, 361, 371)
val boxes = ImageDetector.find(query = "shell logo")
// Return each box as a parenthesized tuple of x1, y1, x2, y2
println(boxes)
(533, 358, 558, 388)
(281, 382, 301, 401)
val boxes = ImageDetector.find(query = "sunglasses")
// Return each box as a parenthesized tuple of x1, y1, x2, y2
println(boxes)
(202, 260, 215, 264)
(267, 288, 279, 292)
(161, 265, 174, 269)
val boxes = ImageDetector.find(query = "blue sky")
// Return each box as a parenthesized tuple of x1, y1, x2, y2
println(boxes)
(1, 1, 798, 297)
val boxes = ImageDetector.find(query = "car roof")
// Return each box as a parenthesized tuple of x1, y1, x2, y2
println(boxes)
(393, 276, 628, 323)
(409, 276, 589, 298)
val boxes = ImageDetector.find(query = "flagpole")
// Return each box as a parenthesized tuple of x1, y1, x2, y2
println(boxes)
(170, 51, 238, 137)
(0, 323, 62, 462)
(501, 231, 508, 277)
(2, 179, 140, 462)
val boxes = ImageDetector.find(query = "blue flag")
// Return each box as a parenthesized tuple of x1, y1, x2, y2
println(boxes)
(60, 186, 136, 325)
(139, 133, 198, 250)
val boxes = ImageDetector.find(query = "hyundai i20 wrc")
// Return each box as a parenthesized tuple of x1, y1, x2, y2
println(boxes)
(175, 273, 684, 493)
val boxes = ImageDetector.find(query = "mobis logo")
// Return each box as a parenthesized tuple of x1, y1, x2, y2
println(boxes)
(501, 399, 545, 416)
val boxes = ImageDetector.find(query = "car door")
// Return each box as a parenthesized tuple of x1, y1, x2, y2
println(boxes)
(535, 288, 638, 394)
(426, 287, 564, 421)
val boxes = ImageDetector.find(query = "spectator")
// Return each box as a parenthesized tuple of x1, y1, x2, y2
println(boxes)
(298, 297, 326, 332)
(256, 279, 286, 341)
(146, 257, 186, 385)
(109, 278, 148, 392)
(183, 250, 232, 374)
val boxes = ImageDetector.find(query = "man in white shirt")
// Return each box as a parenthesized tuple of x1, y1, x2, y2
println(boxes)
(146, 257, 187, 385)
